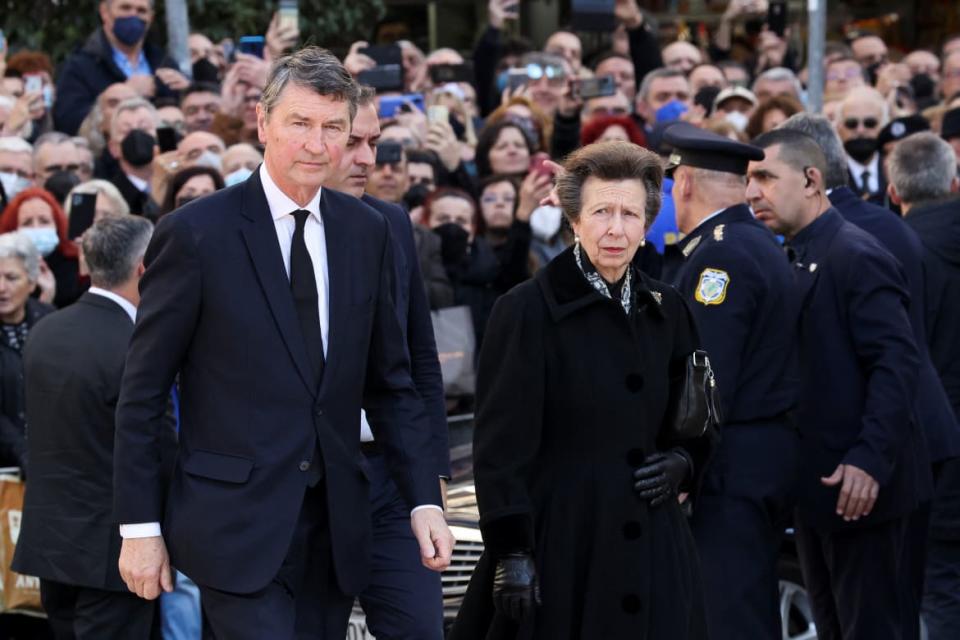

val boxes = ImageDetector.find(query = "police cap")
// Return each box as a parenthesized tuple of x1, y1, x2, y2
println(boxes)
(663, 122, 765, 176)
(878, 114, 930, 147)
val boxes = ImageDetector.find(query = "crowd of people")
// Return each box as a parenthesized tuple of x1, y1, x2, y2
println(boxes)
(0, 0, 959, 638)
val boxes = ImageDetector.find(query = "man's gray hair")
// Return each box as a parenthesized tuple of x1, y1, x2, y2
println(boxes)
(110, 97, 158, 140)
(752, 67, 803, 99)
(0, 136, 33, 155)
(638, 68, 687, 102)
(0, 231, 41, 282)
(887, 132, 958, 205)
(33, 132, 76, 165)
(778, 113, 850, 190)
(82, 216, 153, 289)
(261, 46, 359, 121)
(356, 85, 377, 109)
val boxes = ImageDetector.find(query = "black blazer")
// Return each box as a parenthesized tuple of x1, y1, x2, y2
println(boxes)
(114, 172, 441, 596)
(13, 293, 174, 590)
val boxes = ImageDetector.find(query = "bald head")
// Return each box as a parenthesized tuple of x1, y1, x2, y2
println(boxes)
(662, 41, 702, 75)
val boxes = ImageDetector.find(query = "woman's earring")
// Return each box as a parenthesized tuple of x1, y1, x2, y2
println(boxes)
(639, 238, 646, 247)
(574, 235, 580, 247)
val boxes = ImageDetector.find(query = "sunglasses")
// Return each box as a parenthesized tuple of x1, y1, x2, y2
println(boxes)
(843, 117, 879, 130)
(520, 63, 567, 86)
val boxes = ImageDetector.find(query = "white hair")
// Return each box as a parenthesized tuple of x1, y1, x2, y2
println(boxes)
(0, 231, 41, 282)
(0, 136, 34, 155)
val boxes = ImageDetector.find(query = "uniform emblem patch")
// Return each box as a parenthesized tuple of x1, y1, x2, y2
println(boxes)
(695, 268, 730, 305)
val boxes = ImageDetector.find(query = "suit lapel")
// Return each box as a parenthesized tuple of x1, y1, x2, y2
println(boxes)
(238, 172, 316, 395)
(317, 188, 349, 397)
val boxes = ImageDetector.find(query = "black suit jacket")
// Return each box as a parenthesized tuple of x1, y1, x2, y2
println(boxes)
(13, 293, 174, 590)
(114, 171, 440, 595)
(110, 172, 158, 220)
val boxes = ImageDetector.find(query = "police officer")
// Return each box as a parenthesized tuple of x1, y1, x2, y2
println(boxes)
(660, 123, 801, 638)
(747, 128, 931, 639)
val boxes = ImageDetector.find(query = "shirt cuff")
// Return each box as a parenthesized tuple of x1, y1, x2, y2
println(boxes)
(411, 504, 444, 516)
(119, 522, 162, 538)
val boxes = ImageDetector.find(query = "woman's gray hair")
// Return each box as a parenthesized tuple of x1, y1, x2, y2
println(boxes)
(556, 141, 664, 227)
(65, 180, 130, 219)
(261, 46, 359, 121)
(0, 232, 41, 282)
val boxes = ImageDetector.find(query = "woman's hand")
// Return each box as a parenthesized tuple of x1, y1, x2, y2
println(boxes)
(517, 170, 555, 223)
(343, 41, 377, 78)
(37, 259, 56, 305)
(265, 11, 299, 61)
(632, 450, 690, 506)
(492, 551, 541, 620)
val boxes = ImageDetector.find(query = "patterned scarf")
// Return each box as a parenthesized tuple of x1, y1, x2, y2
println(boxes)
(574, 242, 632, 314)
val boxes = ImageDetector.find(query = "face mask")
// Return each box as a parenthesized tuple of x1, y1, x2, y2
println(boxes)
(44, 170, 81, 204)
(192, 58, 220, 84)
(529, 205, 563, 241)
(224, 167, 253, 187)
(121, 129, 156, 167)
(655, 99, 688, 124)
(113, 15, 148, 47)
(910, 73, 936, 101)
(843, 137, 879, 164)
(723, 110, 749, 132)
(20, 227, 59, 257)
(194, 150, 223, 173)
(0, 172, 31, 201)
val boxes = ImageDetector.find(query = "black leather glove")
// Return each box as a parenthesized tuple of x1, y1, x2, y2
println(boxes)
(492, 551, 541, 621)
(633, 449, 690, 506)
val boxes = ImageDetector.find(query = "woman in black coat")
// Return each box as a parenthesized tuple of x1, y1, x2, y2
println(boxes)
(450, 141, 716, 640)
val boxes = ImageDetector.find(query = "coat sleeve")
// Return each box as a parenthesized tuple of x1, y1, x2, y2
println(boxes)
(841, 247, 921, 485)
(628, 19, 664, 91)
(52, 56, 99, 136)
(473, 26, 503, 117)
(473, 290, 545, 554)
(114, 213, 202, 524)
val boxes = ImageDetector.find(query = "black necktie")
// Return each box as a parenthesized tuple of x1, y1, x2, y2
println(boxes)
(290, 209, 325, 384)
(860, 169, 871, 195)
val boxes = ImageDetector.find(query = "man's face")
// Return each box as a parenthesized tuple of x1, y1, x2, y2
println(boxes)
(904, 51, 940, 83)
(182, 90, 221, 132)
(330, 104, 380, 198)
(837, 98, 883, 143)
(595, 57, 636, 103)
(825, 60, 866, 99)
(745, 144, 808, 237)
(582, 92, 631, 122)
(178, 131, 226, 166)
(662, 42, 702, 75)
(851, 36, 888, 68)
(722, 65, 750, 88)
(99, 83, 139, 136)
(526, 67, 568, 119)
(1, 77, 23, 99)
(258, 84, 350, 202)
(100, 0, 154, 39)
(689, 65, 726, 94)
(35, 142, 82, 184)
(188, 33, 215, 64)
(0, 151, 34, 183)
(942, 52, 960, 103)
(367, 154, 409, 204)
(157, 105, 185, 132)
(717, 97, 754, 115)
(109, 106, 157, 160)
(640, 76, 691, 123)
(753, 78, 799, 102)
(407, 162, 436, 190)
(545, 32, 582, 74)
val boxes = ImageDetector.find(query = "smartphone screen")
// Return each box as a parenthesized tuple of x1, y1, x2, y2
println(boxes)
(429, 63, 475, 85)
(238, 36, 266, 59)
(68, 192, 97, 240)
(571, 0, 616, 32)
(278, 0, 299, 31)
(361, 45, 403, 67)
(768, 1, 787, 37)
(576, 75, 616, 100)
(24, 74, 43, 94)
(157, 127, 179, 153)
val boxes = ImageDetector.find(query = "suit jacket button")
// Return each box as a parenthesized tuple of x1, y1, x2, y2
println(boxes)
(299, 461, 310, 472)
(315, 408, 324, 417)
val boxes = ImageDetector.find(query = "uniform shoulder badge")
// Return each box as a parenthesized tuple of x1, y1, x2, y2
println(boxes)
(713, 224, 725, 241)
(682, 235, 701, 257)
(694, 268, 730, 306)
(651, 291, 662, 305)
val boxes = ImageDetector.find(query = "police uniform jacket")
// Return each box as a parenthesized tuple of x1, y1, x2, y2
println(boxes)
(662, 204, 798, 425)
(450, 246, 714, 640)
(789, 208, 930, 530)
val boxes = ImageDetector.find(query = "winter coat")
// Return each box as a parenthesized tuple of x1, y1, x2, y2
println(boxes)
(449, 246, 715, 640)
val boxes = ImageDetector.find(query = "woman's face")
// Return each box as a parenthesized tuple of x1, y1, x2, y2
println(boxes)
(480, 181, 517, 230)
(488, 127, 530, 175)
(761, 108, 788, 134)
(176, 174, 217, 206)
(0, 257, 35, 322)
(570, 177, 648, 282)
(599, 124, 630, 143)
(17, 198, 55, 229)
(94, 191, 122, 222)
(428, 196, 476, 239)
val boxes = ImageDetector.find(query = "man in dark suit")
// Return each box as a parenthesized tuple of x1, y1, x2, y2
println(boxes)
(106, 97, 161, 219)
(114, 47, 453, 639)
(324, 85, 448, 639)
(13, 216, 162, 638)
(747, 129, 931, 639)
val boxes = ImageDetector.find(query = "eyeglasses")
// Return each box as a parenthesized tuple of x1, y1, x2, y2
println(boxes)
(827, 68, 864, 82)
(843, 117, 879, 130)
(481, 193, 516, 205)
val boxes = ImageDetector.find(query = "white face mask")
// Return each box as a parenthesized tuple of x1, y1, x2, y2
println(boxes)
(723, 110, 749, 132)
(194, 150, 223, 173)
(20, 227, 59, 257)
(0, 172, 31, 201)
(530, 205, 563, 241)
(224, 167, 253, 187)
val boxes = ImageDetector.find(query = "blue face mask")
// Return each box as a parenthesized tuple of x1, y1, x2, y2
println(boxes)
(20, 227, 59, 257)
(224, 167, 253, 187)
(113, 15, 148, 47)
(655, 99, 689, 124)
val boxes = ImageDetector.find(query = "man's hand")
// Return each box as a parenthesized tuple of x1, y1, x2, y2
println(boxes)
(37, 259, 56, 305)
(155, 68, 190, 91)
(517, 170, 555, 222)
(265, 12, 299, 61)
(411, 508, 455, 572)
(821, 463, 879, 522)
(424, 120, 461, 172)
(488, 0, 519, 30)
(233, 53, 270, 91)
(344, 41, 377, 78)
(723, 0, 768, 21)
(119, 536, 174, 600)
(127, 74, 156, 98)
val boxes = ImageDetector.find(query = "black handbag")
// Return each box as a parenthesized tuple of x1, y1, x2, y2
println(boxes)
(666, 350, 722, 440)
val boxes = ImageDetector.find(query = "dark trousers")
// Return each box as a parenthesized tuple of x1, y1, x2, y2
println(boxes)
(795, 516, 908, 640)
(691, 422, 799, 639)
(39, 579, 158, 640)
(357, 450, 444, 640)
(923, 538, 960, 640)
(900, 502, 930, 640)
(199, 483, 353, 640)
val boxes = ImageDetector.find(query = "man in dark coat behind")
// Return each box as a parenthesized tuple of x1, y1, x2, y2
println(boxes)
(13, 217, 173, 637)
(887, 131, 960, 640)
(54, 0, 185, 136)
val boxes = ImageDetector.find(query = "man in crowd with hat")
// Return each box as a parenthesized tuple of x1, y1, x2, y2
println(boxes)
(660, 123, 801, 638)
(746, 128, 930, 639)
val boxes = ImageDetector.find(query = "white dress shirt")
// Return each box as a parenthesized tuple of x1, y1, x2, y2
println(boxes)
(846, 154, 880, 194)
(125, 173, 150, 194)
(87, 287, 137, 322)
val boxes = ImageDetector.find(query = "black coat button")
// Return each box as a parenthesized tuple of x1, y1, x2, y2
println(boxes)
(622, 521, 642, 540)
(299, 461, 310, 472)
(626, 448, 645, 467)
(621, 594, 641, 614)
(315, 408, 324, 417)
(625, 373, 644, 392)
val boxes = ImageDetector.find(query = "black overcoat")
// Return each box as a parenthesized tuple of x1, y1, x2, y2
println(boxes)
(450, 246, 715, 640)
